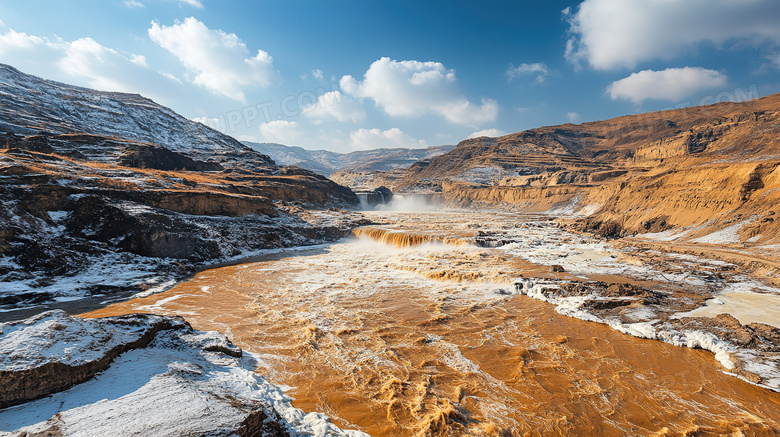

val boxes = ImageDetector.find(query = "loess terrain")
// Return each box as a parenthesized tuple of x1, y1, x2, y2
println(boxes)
(355, 94, 780, 248)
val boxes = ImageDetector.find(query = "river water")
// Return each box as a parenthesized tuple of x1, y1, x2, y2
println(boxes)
(83, 210, 780, 436)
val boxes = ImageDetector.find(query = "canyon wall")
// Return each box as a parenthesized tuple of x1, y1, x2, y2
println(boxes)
(393, 94, 780, 244)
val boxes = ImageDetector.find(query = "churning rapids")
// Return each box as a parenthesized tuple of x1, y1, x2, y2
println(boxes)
(84, 210, 780, 436)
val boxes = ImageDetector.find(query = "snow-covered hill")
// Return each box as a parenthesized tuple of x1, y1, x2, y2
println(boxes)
(0, 64, 273, 169)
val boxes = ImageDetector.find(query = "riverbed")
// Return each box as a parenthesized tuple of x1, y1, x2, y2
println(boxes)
(83, 210, 780, 435)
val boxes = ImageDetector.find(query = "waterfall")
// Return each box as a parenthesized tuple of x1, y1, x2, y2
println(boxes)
(357, 193, 370, 210)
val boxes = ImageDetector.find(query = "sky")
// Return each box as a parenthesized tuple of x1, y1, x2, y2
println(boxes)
(0, 0, 779, 153)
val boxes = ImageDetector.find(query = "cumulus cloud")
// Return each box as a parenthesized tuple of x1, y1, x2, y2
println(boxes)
(565, 0, 780, 70)
(123, 0, 144, 8)
(311, 69, 323, 80)
(303, 91, 365, 123)
(467, 128, 507, 139)
(0, 29, 181, 103)
(258, 120, 303, 145)
(340, 57, 498, 127)
(567, 112, 581, 122)
(506, 63, 550, 83)
(607, 67, 728, 104)
(350, 127, 427, 150)
(149, 17, 275, 102)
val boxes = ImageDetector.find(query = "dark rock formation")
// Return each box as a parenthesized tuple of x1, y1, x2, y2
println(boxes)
(668, 313, 780, 353)
(118, 144, 224, 172)
(356, 186, 394, 206)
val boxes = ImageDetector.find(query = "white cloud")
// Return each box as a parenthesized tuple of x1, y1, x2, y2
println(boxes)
(303, 90, 365, 123)
(192, 116, 224, 132)
(237, 134, 261, 142)
(0, 29, 47, 52)
(130, 54, 148, 67)
(340, 57, 498, 127)
(125, 0, 202, 7)
(567, 112, 581, 122)
(565, 0, 780, 70)
(57, 38, 138, 91)
(148, 17, 275, 102)
(507, 63, 550, 83)
(177, 0, 204, 7)
(258, 120, 303, 145)
(0, 29, 182, 104)
(467, 128, 507, 139)
(607, 67, 728, 104)
(349, 127, 427, 150)
(158, 71, 183, 84)
(769, 52, 780, 69)
(311, 69, 323, 80)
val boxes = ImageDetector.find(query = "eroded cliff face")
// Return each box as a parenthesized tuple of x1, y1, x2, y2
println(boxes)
(395, 93, 780, 244)
(0, 65, 363, 314)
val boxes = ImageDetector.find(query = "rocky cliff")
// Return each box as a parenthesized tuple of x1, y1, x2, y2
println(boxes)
(395, 94, 780, 244)
(0, 64, 364, 315)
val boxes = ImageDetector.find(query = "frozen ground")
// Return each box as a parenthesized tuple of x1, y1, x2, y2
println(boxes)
(0, 310, 367, 437)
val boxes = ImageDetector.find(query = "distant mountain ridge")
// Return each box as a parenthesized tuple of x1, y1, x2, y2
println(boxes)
(242, 141, 454, 176)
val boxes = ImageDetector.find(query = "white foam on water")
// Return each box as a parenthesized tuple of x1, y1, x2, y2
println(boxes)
(374, 194, 440, 212)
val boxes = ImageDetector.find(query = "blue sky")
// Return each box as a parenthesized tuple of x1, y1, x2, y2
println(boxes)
(1, 0, 779, 152)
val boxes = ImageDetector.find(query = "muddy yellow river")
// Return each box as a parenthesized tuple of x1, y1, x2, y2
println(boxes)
(83, 211, 780, 436)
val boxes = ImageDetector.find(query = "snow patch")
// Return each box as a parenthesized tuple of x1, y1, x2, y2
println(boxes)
(0, 311, 367, 436)
(690, 216, 757, 244)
